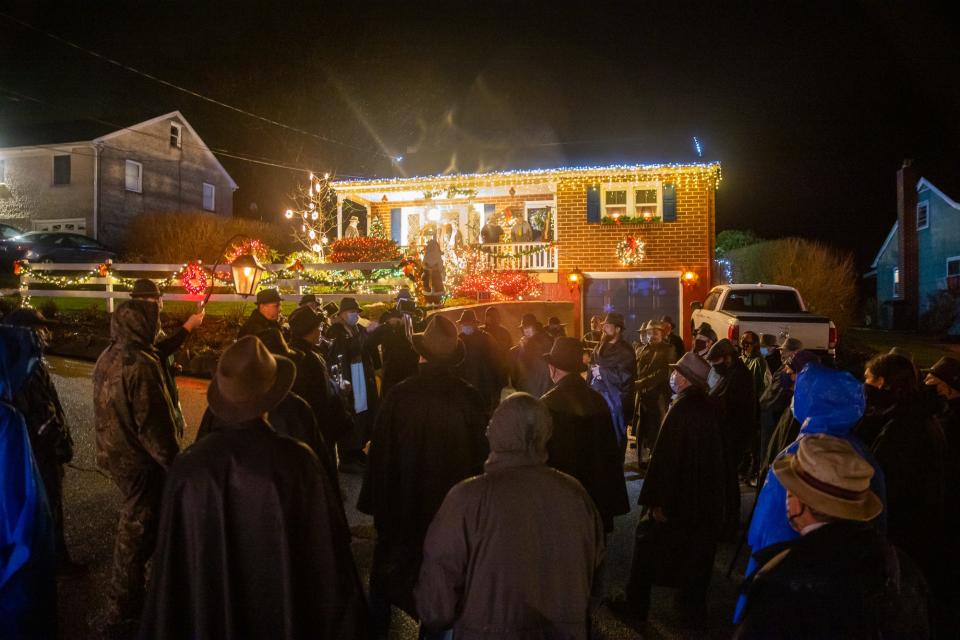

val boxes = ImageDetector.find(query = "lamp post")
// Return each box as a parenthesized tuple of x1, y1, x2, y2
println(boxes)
(201, 234, 271, 308)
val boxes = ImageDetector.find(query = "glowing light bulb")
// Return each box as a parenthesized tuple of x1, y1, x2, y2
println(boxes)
(309, 202, 316, 210)
(311, 212, 318, 220)
(284, 209, 293, 219)
(308, 229, 316, 239)
(312, 243, 322, 252)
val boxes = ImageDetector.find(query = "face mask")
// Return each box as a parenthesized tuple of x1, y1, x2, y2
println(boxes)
(712, 361, 730, 377)
(760, 347, 770, 357)
(707, 368, 721, 390)
(462, 325, 475, 335)
(669, 370, 682, 395)
(346, 312, 359, 326)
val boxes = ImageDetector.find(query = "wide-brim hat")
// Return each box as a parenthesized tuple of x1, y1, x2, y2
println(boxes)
(922, 356, 960, 393)
(635, 320, 650, 333)
(299, 293, 318, 307)
(130, 278, 162, 298)
(544, 336, 588, 373)
(773, 434, 882, 522)
(694, 323, 718, 343)
(322, 301, 340, 317)
(658, 315, 675, 327)
(547, 316, 566, 327)
(207, 335, 296, 423)
(519, 313, 541, 328)
(458, 309, 479, 325)
(705, 338, 737, 361)
(338, 297, 362, 314)
(288, 306, 323, 338)
(760, 333, 779, 348)
(602, 313, 625, 329)
(669, 352, 711, 389)
(256, 288, 281, 305)
(780, 336, 803, 353)
(413, 315, 465, 366)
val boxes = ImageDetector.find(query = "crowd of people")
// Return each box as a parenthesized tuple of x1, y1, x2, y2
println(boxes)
(1, 290, 958, 639)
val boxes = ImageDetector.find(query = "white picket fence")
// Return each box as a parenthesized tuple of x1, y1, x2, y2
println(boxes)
(18, 261, 400, 312)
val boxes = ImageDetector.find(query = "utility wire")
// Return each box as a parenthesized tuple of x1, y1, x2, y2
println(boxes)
(0, 10, 392, 160)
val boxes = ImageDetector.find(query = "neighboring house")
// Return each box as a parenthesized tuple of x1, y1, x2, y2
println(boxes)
(868, 159, 960, 329)
(0, 111, 237, 248)
(332, 162, 720, 339)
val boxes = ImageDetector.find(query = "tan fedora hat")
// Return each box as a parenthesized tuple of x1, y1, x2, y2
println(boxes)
(413, 314, 465, 366)
(773, 434, 882, 522)
(207, 335, 296, 423)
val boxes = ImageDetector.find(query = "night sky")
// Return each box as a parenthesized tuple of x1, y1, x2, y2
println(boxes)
(2, 1, 958, 268)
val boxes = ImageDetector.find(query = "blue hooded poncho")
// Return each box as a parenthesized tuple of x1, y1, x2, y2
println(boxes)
(0, 325, 56, 639)
(733, 363, 886, 623)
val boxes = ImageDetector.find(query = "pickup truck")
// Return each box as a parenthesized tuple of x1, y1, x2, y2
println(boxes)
(690, 284, 837, 356)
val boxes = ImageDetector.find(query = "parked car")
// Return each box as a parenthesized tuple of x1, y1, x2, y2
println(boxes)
(691, 284, 837, 356)
(0, 224, 22, 241)
(1, 232, 117, 265)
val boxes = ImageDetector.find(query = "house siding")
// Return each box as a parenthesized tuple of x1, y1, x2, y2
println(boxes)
(96, 115, 233, 247)
(0, 145, 95, 233)
(916, 186, 960, 312)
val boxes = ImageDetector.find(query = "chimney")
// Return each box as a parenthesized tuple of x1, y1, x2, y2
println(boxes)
(896, 158, 919, 326)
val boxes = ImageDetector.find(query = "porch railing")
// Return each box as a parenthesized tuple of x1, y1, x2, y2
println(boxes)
(474, 242, 557, 271)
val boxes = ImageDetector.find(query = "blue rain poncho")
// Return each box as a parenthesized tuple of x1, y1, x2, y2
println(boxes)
(733, 363, 886, 623)
(0, 325, 56, 639)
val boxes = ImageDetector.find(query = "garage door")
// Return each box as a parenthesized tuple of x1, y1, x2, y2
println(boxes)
(582, 274, 681, 338)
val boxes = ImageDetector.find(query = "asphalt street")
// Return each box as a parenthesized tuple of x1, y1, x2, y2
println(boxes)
(50, 356, 753, 639)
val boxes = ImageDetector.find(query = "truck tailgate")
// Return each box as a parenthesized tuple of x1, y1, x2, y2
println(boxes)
(725, 312, 831, 351)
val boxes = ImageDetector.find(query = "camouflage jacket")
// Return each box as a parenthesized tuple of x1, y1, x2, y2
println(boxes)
(93, 300, 181, 479)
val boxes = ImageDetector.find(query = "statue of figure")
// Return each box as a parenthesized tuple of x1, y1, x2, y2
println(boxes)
(344, 215, 361, 238)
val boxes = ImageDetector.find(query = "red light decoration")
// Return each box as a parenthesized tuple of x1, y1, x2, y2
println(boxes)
(96, 262, 110, 277)
(329, 237, 401, 263)
(456, 270, 543, 300)
(289, 258, 305, 272)
(12, 260, 23, 275)
(180, 261, 209, 296)
(224, 238, 271, 264)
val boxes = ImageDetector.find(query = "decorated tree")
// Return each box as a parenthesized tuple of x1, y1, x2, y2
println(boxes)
(284, 172, 338, 261)
(370, 213, 387, 239)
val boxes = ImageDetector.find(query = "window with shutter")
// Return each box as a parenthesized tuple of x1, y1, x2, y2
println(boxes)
(125, 160, 143, 193)
(53, 155, 71, 185)
(917, 201, 929, 230)
(203, 182, 216, 211)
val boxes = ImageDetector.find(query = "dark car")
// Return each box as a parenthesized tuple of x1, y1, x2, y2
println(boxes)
(2, 232, 117, 264)
(0, 224, 22, 241)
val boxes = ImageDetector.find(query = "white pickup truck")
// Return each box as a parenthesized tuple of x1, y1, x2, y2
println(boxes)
(690, 284, 837, 356)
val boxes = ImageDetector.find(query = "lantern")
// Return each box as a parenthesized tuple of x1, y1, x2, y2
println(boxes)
(681, 270, 700, 287)
(567, 268, 583, 292)
(230, 254, 268, 297)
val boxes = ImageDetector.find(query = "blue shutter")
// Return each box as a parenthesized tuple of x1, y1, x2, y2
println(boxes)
(662, 184, 677, 222)
(586, 186, 601, 223)
(390, 208, 401, 242)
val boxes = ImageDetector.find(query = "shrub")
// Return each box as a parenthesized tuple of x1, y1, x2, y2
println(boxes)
(919, 290, 960, 335)
(724, 238, 858, 331)
(37, 299, 59, 319)
(123, 211, 294, 263)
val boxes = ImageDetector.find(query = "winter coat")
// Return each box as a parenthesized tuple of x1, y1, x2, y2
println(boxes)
(325, 321, 379, 415)
(237, 308, 281, 340)
(741, 352, 769, 402)
(590, 338, 637, 443)
(415, 414, 604, 639)
(481, 323, 513, 390)
(735, 365, 886, 623)
(871, 397, 947, 593)
(635, 341, 672, 401)
(156, 327, 188, 437)
(709, 357, 756, 519)
(358, 362, 490, 615)
(541, 373, 630, 532)
(509, 331, 554, 398)
(94, 300, 180, 481)
(480, 223, 504, 244)
(0, 326, 56, 640)
(139, 418, 367, 639)
(288, 335, 352, 448)
(639, 385, 729, 531)
(10, 355, 72, 465)
(456, 329, 503, 407)
(367, 323, 419, 398)
(735, 521, 929, 640)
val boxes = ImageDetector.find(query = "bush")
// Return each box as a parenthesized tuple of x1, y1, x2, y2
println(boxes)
(724, 238, 858, 331)
(919, 290, 960, 335)
(123, 212, 294, 263)
(37, 299, 59, 319)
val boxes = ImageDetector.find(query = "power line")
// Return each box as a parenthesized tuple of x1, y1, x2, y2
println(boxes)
(0, 10, 393, 160)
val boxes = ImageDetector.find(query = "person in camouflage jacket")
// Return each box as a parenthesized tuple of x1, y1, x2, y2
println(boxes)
(93, 299, 181, 628)
(3, 308, 78, 573)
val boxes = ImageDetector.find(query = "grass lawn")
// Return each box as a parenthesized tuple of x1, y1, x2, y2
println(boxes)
(842, 327, 959, 368)
(3, 295, 311, 318)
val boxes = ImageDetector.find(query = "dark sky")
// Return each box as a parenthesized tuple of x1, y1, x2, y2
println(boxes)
(2, 1, 958, 268)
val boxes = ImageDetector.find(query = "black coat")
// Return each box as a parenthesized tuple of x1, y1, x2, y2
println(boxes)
(710, 358, 756, 520)
(455, 329, 503, 407)
(590, 338, 637, 425)
(635, 341, 672, 401)
(11, 358, 72, 464)
(357, 363, 490, 615)
(871, 398, 947, 591)
(639, 386, 728, 530)
(541, 373, 629, 533)
(735, 521, 929, 640)
(325, 321, 379, 415)
(237, 308, 281, 340)
(367, 323, 420, 398)
(665, 332, 685, 362)
(289, 336, 352, 448)
(509, 331, 554, 398)
(139, 419, 367, 639)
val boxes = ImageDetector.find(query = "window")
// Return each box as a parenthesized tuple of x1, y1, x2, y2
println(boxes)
(31, 218, 87, 234)
(125, 160, 142, 193)
(601, 182, 661, 220)
(524, 200, 554, 241)
(917, 201, 929, 230)
(53, 155, 71, 185)
(702, 290, 721, 311)
(202, 182, 216, 211)
(723, 290, 803, 313)
(893, 267, 903, 298)
(947, 257, 960, 292)
(0, 159, 5, 183)
(170, 122, 182, 148)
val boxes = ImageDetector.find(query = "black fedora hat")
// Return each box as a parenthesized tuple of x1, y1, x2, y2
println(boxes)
(457, 309, 479, 325)
(256, 288, 281, 305)
(519, 313, 541, 328)
(207, 335, 296, 423)
(544, 336, 587, 373)
(923, 356, 960, 393)
(412, 315, 465, 366)
(299, 293, 318, 307)
(288, 306, 323, 338)
(338, 297, 362, 314)
(130, 278, 162, 298)
(601, 312, 625, 329)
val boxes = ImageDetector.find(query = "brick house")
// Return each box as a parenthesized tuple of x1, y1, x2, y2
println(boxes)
(867, 159, 960, 330)
(0, 111, 237, 248)
(331, 163, 720, 340)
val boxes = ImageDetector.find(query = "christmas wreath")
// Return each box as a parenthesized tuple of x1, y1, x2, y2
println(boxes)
(616, 236, 646, 265)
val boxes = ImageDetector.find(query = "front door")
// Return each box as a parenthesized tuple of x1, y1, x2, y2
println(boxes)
(582, 274, 681, 340)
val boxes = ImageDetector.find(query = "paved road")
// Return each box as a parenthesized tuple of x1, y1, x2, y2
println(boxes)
(50, 356, 753, 639)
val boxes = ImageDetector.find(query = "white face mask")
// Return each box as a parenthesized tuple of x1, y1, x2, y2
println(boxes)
(462, 325, 475, 335)
(707, 368, 722, 390)
(669, 370, 682, 395)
